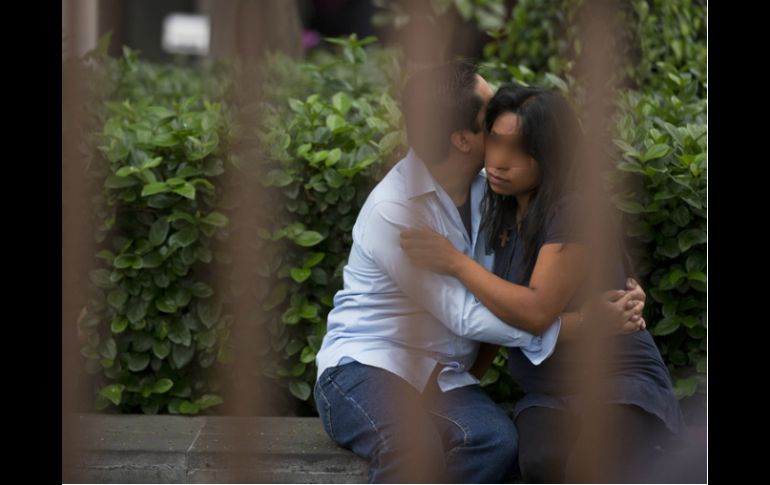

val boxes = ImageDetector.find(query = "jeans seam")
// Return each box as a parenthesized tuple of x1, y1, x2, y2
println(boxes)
(328, 376, 380, 432)
(429, 409, 471, 449)
(316, 380, 336, 441)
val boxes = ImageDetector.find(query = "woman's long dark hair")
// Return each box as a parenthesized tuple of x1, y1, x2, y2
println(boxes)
(480, 83, 584, 276)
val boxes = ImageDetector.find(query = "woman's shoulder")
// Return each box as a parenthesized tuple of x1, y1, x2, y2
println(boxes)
(543, 192, 583, 244)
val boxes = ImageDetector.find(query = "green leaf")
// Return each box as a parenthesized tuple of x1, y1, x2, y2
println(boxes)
(111, 316, 129, 334)
(688, 271, 707, 283)
(93, 31, 112, 57)
(613, 139, 641, 158)
(149, 218, 170, 246)
(170, 287, 192, 308)
(263, 283, 287, 311)
(155, 297, 177, 314)
(141, 251, 163, 268)
(670, 206, 692, 228)
(288, 98, 305, 113)
(179, 400, 200, 415)
(300, 346, 316, 364)
(326, 114, 347, 133)
(652, 316, 680, 336)
(194, 394, 224, 410)
(116, 166, 138, 177)
(168, 211, 197, 224)
(153, 340, 171, 359)
(311, 150, 329, 165)
(107, 288, 128, 308)
(100, 338, 117, 360)
(127, 300, 148, 324)
(295, 231, 325, 247)
(479, 368, 500, 387)
(454, 0, 473, 19)
(378, 132, 402, 154)
(151, 133, 178, 147)
(153, 378, 174, 394)
(282, 307, 301, 325)
(290, 267, 312, 283)
(141, 182, 169, 197)
(332, 92, 352, 115)
(197, 300, 222, 329)
(127, 353, 151, 371)
(173, 183, 196, 200)
(673, 376, 699, 399)
(202, 158, 224, 176)
(172, 344, 195, 369)
(90, 269, 114, 289)
(614, 198, 645, 214)
(191, 282, 214, 298)
(105, 175, 138, 189)
(169, 228, 198, 248)
(99, 384, 125, 406)
(266, 169, 293, 187)
(667, 269, 687, 286)
(544, 73, 568, 92)
(303, 252, 326, 268)
(289, 381, 311, 401)
(142, 156, 163, 169)
(657, 239, 681, 258)
(299, 304, 318, 319)
(678, 229, 706, 252)
(114, 254, 141, 269)
(324, 169, 345, 189)
(642, 144, 671, 162)
(326, 148, 342, 167)
(168, 323, 192, 346)
(200, 212, 229, 227)
(286, 339, 304, 356)
(133, 333, 154, 353)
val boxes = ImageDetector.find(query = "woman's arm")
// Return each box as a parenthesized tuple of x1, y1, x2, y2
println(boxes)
(456, 243, 585, 335)
(400, 227, 586, 335)
(400, 228, 645, 337)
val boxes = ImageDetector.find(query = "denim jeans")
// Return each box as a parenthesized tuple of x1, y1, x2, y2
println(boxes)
(314, 360, 519, 483)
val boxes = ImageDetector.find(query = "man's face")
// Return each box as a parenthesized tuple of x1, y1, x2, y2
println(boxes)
(467, 74, 495, 169)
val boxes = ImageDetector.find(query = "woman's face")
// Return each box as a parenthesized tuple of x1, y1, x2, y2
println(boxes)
(484, 112, 540, 196)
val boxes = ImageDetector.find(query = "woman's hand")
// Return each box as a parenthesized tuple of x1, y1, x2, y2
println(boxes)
(580, 278, 647, 335)
(400, 226, 466, 276)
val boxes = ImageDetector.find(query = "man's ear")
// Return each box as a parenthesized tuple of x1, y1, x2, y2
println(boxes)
(450, 130, 472, 154)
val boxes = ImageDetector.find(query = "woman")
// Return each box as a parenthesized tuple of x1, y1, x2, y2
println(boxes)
(400, 83, 685, 483)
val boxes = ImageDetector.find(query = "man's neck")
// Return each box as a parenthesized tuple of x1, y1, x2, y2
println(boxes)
(425, 155, 480, 206)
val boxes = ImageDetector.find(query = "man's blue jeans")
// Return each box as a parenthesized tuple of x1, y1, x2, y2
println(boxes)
(314, 360, 519, 483)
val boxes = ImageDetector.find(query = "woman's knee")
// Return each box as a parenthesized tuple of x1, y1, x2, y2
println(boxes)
(519, 445, 565, 483)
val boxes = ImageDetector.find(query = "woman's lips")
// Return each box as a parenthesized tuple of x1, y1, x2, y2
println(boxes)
(487, 172, 507, 185)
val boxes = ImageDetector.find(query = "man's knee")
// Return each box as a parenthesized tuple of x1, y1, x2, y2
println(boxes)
(371, 423, 447, 482)
(462, 413, 519, 474)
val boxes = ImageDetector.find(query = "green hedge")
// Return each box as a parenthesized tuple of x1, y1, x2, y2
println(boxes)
(78, 45, 234, 414)
(79, 0, 705, 413)
(78, 36, 406, 414)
